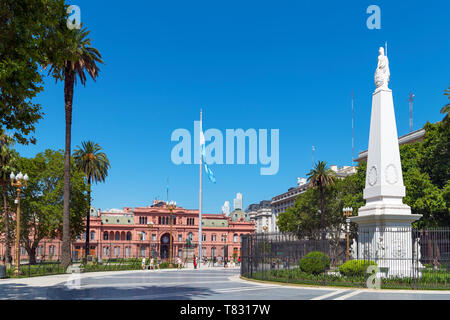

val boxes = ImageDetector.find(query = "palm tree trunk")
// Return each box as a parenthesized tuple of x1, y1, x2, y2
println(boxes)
(2, 181, 11, 266)
(61, 68, 74, 269)
(85, 179, 91, 259)
(319, 184, 326, 240)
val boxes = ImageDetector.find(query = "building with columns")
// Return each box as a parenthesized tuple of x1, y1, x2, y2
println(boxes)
(0, 200, 254, 263)
(72, 200, 254, 261)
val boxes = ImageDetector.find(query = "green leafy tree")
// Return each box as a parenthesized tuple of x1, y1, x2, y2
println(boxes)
(306, 161, 336, 239)
(17, 149, 88, 264)
(0, 0, 67, 145)
(45, 26, 104, 268)
(278, 163, 366, 240)
(0, 134, 18, 265)
(73, 141, 110, 258)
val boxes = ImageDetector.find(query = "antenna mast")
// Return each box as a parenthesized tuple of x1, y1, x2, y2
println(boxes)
(408, 93, 415, 132)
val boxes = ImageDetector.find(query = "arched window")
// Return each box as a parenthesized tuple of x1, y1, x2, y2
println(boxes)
(188, 232, 193, 241)
(90, 231, 95, 241)
(109, 231, 114, 240)
(103, 232, 109, 240)
(126, 231, 132, 241)
(158, 216, 161, 224)
(115, 232, 120, 241)
(233, 234, 238, 243)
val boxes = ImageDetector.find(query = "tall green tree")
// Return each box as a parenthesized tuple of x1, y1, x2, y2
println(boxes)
(0, 0, 67, 145)
(45, 26, 103, 268)
(0, 134, 18, 265)
(440, 87, 450, 125)
(73, 141, 110, 258)
(306, 161, 336, 239)
(17, 149, 88, 264)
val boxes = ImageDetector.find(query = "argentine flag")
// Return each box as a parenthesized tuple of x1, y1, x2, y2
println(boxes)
(200, 122, 216, 184)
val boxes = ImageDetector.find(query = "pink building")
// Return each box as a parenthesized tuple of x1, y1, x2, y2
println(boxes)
(74, 200, 254, 261)
(1, 200, 255, 263)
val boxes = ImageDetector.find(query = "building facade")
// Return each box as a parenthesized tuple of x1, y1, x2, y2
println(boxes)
(247, 200, 275, 233)
(0, 200, 254, 263)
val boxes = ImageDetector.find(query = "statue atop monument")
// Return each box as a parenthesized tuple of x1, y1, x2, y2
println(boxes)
(374, 46, 390, 89)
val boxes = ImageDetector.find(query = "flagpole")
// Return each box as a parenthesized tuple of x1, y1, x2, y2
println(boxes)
(198, 109, 203, 268)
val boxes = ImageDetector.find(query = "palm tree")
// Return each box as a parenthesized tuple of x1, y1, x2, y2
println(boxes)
(0, 135, 18, 266)
(73, 141, 110, 259)
(46, 27, 103, 268)
(306, 161, 336, 240)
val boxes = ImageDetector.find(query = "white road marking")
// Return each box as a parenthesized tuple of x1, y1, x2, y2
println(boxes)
(310, 289, 349, 300)
(334, 290, 362, 300)
(215, 286, 276, 293)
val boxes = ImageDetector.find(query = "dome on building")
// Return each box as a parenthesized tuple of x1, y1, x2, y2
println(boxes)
(230, 209, 250, 222)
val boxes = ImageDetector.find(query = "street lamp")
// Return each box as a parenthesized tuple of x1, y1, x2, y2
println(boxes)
(262, 225, 268, 278)
(10, 172, 28, 276)
(343, 207, 353, 261)
(148, 221, 154, 258)
(167, 201, 177, 267)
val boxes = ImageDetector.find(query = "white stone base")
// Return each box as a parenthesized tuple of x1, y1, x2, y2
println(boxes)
(350, 214, 422, 278)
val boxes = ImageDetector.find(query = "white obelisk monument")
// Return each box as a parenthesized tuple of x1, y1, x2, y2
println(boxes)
(351, 47, 422, 277)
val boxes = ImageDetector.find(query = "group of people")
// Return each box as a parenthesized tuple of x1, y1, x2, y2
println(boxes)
(140, 255, 242, 270)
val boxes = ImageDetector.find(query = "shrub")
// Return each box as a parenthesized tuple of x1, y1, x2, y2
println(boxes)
(299, 251, 330, 275)
(338, 260, 377, 277)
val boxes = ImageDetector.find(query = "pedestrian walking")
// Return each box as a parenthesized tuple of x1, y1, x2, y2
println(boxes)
(177, 257, 182, 270)
(224, 257, 228, 268)
(193, 255, 197, 269)
(141, 257, 146, 270)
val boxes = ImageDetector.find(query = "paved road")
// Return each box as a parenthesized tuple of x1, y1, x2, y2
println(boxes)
(1, 267, 449, 300)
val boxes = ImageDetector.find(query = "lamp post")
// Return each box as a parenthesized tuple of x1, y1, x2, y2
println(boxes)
(262, 225, 268, 278)
(10, 172, 28, 276)
(167, 201, 177, 267)
(343, 207, 353, 261)
(148, 221, 154, 258)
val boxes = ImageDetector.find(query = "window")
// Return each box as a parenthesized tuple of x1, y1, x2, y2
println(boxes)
(103, 232, 109, 240)
(211, 234, 216, 242)
(139, 232, 146, 241)
(178, 234, 182, 242)
(114, 246, 120, 257)
(125, 247, 131, 257)
(140, 246, 146, 257)
(221, 234, 227, 242)
(115, 232, 120, 241)
(103, 246, 110, 256)
(49, 246, 55, 255)
(152, 234, 156, 241)
(202, 234, 206, 242)
(158, 217, 161, 224)
(233, 234, 238, 243)
(188, 232, 193, 241)
(126, 232, 132, 241)
(90, 231, 95, 241)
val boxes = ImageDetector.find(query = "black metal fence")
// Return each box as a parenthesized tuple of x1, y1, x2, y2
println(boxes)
(241, 228, 450, 290)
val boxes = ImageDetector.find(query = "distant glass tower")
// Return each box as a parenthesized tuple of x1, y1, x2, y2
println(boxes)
(233, 193, 243, 211)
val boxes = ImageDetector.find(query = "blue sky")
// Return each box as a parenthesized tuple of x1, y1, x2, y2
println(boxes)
(16, 0, 450, 213)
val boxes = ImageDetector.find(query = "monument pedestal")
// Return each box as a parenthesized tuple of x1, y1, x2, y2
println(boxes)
(351, 55, 422, 278)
